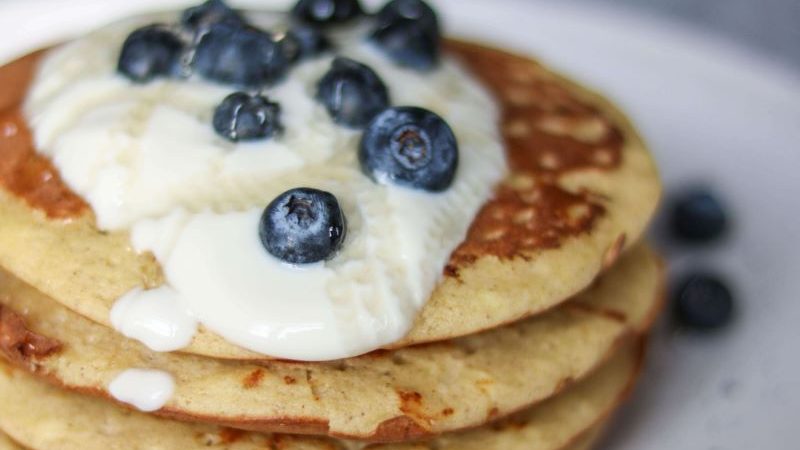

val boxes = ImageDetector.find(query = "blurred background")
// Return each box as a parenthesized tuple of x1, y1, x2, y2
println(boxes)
(0, 0, 799, 70)
(561, 0, 800, 70)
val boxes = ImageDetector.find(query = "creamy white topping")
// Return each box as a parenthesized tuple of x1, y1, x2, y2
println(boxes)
(25, 13, 506, 360)
(110, 285, 198, 352)
(109, 368, 175, 412)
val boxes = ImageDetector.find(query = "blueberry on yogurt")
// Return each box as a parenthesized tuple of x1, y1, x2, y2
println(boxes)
(360, 106, 458, 192)
(260, 188, 347, 264)
(213, 92, 282, 142)
(370, 0, 440, 70)
(181, 0, 246, 31)
(316, 57, 390, 128)
(291, 0, 364, 26)
(193, 22, 289, 87)
(281, 24, 332, 62)
(118, 25, 186, 82)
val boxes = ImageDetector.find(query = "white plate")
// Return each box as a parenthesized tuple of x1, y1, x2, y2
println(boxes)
(1, 1, 799, 448)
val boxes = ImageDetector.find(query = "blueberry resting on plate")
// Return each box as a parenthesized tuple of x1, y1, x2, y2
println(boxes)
(674, 273, 735, 330)
(316, 57, 390, 128)
(193, 23, 289, 87)
(118, 25, 186, 82)
(370, 0, 440, 71)
(360, 106, 458, 192)
(282, 24, 332, 62)
(260, 188, 347, 264)
(291, 0, 364, 26)
(213, 92, 282, 142)
(670, 189, 728, 243)
(181, 0, 246, 31)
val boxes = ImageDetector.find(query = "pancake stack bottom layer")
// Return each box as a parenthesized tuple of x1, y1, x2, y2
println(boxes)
(0, 35, 663, 449)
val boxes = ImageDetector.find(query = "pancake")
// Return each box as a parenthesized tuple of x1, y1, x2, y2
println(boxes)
(0, 34, 661, 360)
(0, 429, 605, 450)
(568, 426, 606, 450)
(0, 339, 642, 450)
(0, 433, 22, 450)
(0, 244, 662, 442)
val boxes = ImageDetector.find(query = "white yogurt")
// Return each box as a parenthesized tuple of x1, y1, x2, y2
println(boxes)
(24, 12, 506, 360)
(109, 369, 175, 412)
(110, 286, 198, 352)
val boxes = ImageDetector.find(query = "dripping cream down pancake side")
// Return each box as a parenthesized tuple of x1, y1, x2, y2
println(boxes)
(0, 244, 662, 442)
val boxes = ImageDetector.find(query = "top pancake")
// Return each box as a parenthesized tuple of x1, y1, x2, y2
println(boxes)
(0, 33, 661, 360)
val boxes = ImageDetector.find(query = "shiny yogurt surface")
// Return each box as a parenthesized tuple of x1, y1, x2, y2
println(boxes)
(24, 12, 506, 361)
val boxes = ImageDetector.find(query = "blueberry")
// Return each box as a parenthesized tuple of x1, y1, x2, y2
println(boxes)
(360, 107, 458, 192)
(260, 188, 347, 264)
(118, 25, 186, 82)
(181, 0, 246, 31)
(291, 0, 363, 25)
(281, 24, 332, 62)
(315, 57, 390, 128)
(370, 0, 440, 71)
(674, 273, 735, 330)
(671, 189, 728, 243)
(213, 92, 282, 142)
(193, 23, 289, 87)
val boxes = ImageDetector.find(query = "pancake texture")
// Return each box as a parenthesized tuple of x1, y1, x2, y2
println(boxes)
(0, 244, 662, 442)
(568, 427, 606, 450)
(0, 433, 22, 450)
(0, 35, 661, 360)
(0, 340, 642, 450)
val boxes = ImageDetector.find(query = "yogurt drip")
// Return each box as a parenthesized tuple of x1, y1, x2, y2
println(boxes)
(24, 13, 506, 360)
(109, 369, 175, 412)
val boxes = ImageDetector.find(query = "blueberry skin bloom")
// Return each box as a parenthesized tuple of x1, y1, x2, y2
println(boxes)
(193, 23, 289, 87)
(213, 92, 282, 142)
(118, 25, 186, 82)
(360, 107, 458, 192)
(181, 0, 246, 31)
(260, 188, 347, 264)
(674, 273, 735, 330)
(291, 0, 364, 25)
(316, 57, 390, 128)
(370, 0, 440, 71)
(670, 189, 728, 244)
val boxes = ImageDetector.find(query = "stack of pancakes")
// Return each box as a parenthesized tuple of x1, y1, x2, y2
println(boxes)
(0, 35, 662, 449)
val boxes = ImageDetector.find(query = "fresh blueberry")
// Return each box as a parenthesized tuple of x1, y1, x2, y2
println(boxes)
(260, 188, 347, 264)
(370, 0, 440, 71)
(118, 25, 186, 82)
(193, 23, 289, 87)
(360, 106, 458, 192)
(674, 273, 735, 330)
(281, 24, 332, 62)
(213, 92, 282, 142)
(671, 189, 728, 243)
(181, 0, 246, 31)
(315, 57, 390, 128)
(291, 0, 363, 25)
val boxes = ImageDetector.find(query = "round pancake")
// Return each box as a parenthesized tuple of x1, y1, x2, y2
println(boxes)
(0, 244, 661, 442)
(0, 33, 661, 360)
(0, 423, 607, 450)
(0, 428, 606, 450)
(0, 340, 642, 450)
